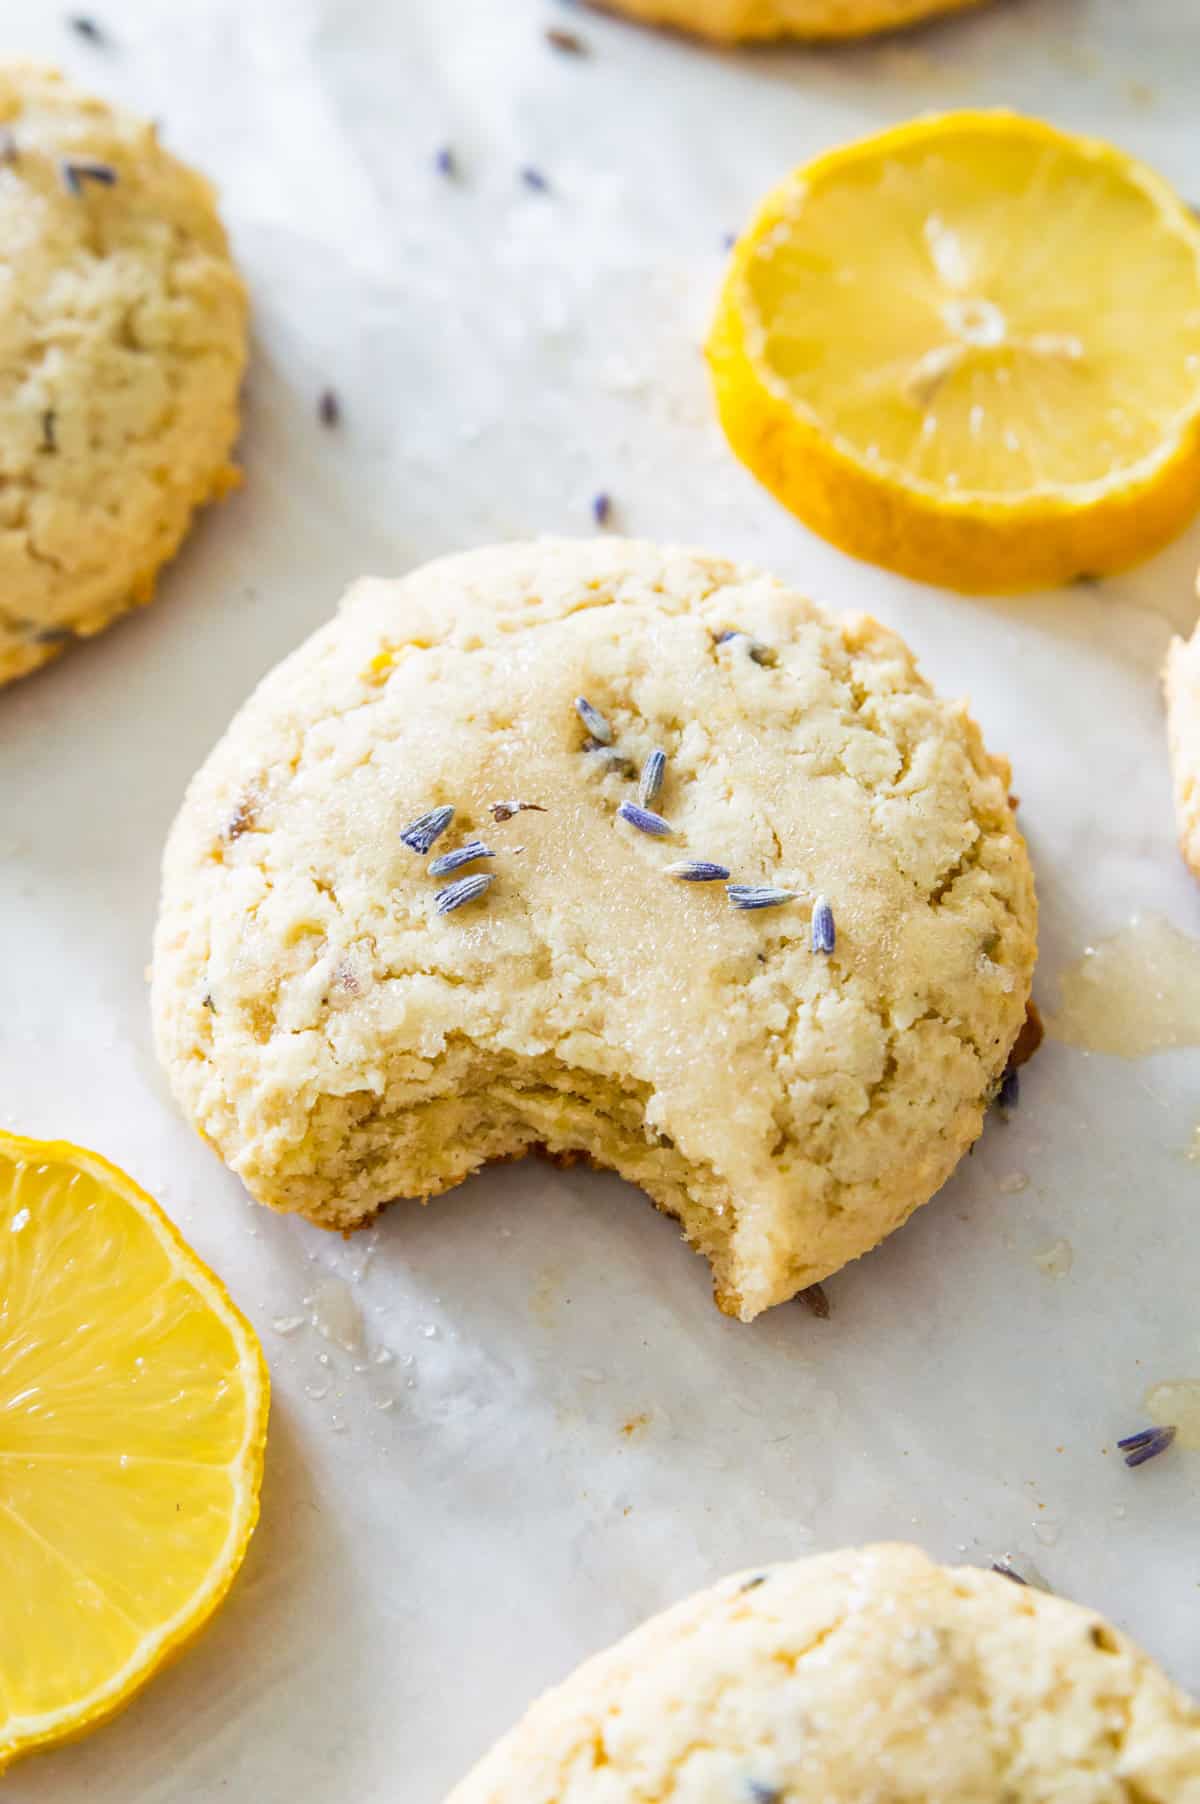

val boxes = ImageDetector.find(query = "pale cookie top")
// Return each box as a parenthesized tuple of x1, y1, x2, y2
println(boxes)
(0, 62, 246, 678)
(446, 1544, 1200, 1802)
(1165, 618, 1200, 880)
(154, 540, 1035, 1316)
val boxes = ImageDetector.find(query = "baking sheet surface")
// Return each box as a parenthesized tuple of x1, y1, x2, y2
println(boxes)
(1, 2, 1199, 1798)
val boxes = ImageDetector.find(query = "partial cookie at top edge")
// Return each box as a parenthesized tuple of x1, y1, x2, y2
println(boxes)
(587, 0, 983, 43)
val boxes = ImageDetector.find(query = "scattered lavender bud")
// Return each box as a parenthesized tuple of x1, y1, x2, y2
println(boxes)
(664, 860, 730, 882)
(592, 491, 612, 526)
(490, 800, 546, 823)
(811, 895, 836, 955)
(68, 14, 107, 43)
(638, 748, 666, 809)
(429, 840, 494, 878)
(521, 165, 549, 192)
(318, 388, 341, 428)
(714, 628, 777, 667)
(991, 1554, 1052, 1592)
(400, 805, 454, 855)
(435, 872, 494, 916)
(747, 1785, 782, 1804)
(1117, 1425, 1177, 1469)
(575, 696, 612, 744)
(727, 884, 797, 911)
(434, 145, 457, 178)
(739, 1573, 768, 1592)
(546, 25, 588, 53)
(618, 801, 672, 838)
(61, 157, 117, 195)
(997, 1066, 1020, 1110)
(722, 230, 736, 251)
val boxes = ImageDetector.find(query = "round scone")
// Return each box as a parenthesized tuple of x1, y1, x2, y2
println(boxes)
(0, 63, 247, 686)
(152, 539, 1036, 1321)
(444, 1545, 1200, 1802)
(1165, 618, 1200, 880)
(588, 0, 983, 44)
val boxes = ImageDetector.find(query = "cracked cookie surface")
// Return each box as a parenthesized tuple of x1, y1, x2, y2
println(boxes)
(588, 0, 982, 43)
(444, 1544, 1200, 1802)
(152, 539, 1036, 1320)
(0, 62, 247, 686)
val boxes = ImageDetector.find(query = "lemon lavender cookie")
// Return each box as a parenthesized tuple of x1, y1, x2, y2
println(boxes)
(152, 540, 1036, 1320)
(0, 63, 247, 686)
(1165, 618, 1200, 880)
(445, 1545, 1200, 1802)
(589, 0, 982, 43)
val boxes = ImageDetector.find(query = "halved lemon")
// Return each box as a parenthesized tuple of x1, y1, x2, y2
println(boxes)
(708, 112, 1200, 591)
(0, 1133, 268, 1770)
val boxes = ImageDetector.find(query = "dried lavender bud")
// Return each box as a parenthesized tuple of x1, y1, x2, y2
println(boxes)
(617, 801, 672, 838)
(428, 840, 494, 878)
(400, 805, 454, 855)
(721, 230, 736, 251)
(811, 895, 836, 955)
(638, 748, 666, 809)
(40, 410, 57, 454)
(990, 1554, 1051, 1591)
(574, 696, 612, 744)
(739, 1573, 767, 1592)
(746, 1785, 782, 1804)
(592, 492, 612, 526)
(318, 388, 340, 427)
(664, 860, 730, 882)
(434, 145, 456, 178)
(68, 15, 107, 43)
(1117, 1425, 1177, 1469)
(489, 800, 546, 823)
(727, 884, 797, 911)
(520, 165, 549, 192)
(546, 26, 588, 53)
(61, 158, 117, 195)
(435, 872, 494, 915)
(714, 628, 777, 667)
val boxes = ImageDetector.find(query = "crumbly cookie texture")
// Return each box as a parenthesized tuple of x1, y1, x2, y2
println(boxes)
(1165, 619, 1200, 880)
(0, 62, 247, 687)
(444, 1545, 1200, 1803)
(588, 0, 982, 43)
(152, 539, 1036, 1320)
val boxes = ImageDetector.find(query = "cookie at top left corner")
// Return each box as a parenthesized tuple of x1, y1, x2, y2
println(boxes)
(0, 61, 248, 689)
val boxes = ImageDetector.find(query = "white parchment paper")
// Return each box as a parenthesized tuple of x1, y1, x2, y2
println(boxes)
(1, 2, 1199, 1798)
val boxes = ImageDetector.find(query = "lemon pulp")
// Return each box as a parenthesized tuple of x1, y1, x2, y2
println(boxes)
(710, 112, 1200, 589)
(0, 1135, 268, 1768)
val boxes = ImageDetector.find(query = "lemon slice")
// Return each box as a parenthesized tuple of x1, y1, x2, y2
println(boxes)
(708, 112, 1200, 591)
(0, 1134, 268, 1770)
